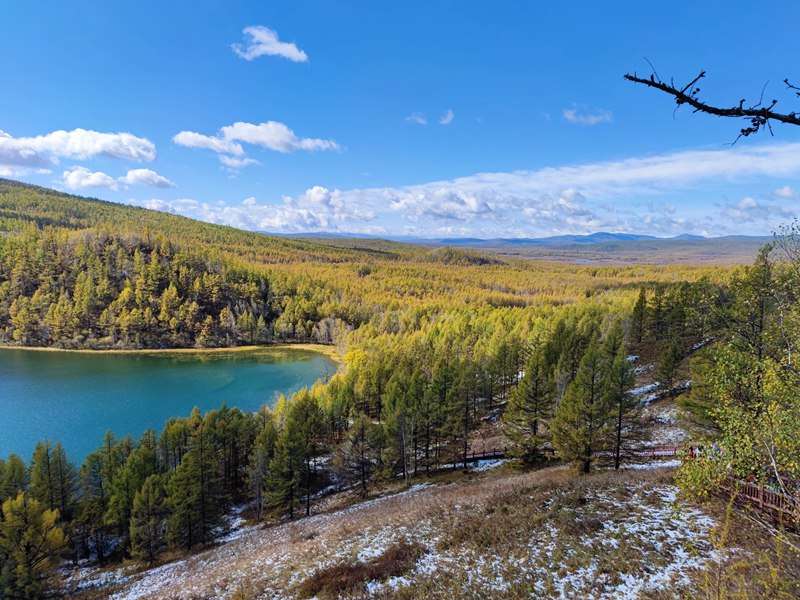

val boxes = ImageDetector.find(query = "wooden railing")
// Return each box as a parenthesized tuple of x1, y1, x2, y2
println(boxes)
(463, 448, 507, 462)
(590, 445, 681, 459)
(464, 444, 681, 463)
(630, 445, 681, 458)
(719, 479, 800, 527)
(465, 443, 800, 527)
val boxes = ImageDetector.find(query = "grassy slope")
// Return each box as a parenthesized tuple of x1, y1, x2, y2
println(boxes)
(69, 463, 800, 600)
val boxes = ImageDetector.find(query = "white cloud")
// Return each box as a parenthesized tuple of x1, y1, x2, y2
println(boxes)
(0, 165, 51, 177)
(135, 198, 200, 214)
(301, 142, 800, 235)
(298, 185, 344, 208)
(439, 109, 455, 125)
(721, 196, 795, 224)
(405, 113, 427, 125)
(118, 168, 175, 188)
(0, 128, 156, 174)
(231, 26, 308, 63)
(220, 122, 339, 153)
(131, 142, 800, 237)
(139, 199, 178, 213)
(563, 105, 613, 125)
(738, 196, 758, 209)
(61, 166, 118, 190)
(172, 131, 244, 156)
(773, 185, 797, 200)
(129, 184, 376, 234)
(173, 120, 339, 168)
(219, 155, 259, 169)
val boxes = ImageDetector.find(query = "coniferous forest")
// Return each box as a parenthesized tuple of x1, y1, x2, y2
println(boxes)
(2, 180, 800, 597)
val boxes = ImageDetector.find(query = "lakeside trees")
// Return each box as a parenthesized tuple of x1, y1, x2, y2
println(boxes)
(130, 474, 168, 564)
(0, 289, 672, 585)
(0, 492, 67, 599)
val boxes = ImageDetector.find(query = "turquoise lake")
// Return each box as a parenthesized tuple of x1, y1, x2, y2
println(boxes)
(0, 347, 336, 463)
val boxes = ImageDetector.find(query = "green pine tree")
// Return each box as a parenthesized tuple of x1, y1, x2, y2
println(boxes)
(75, 452, 113, 564)
(1, 454, 29, 504)
(105, 434, 157, 553)
(502, 349, 557, 464)
(29, 441, 77, 521)
(603, 335, 641, 470)
(247, 419, 278, 521)
(552, 337, 612, 474)
(266, 429, 300, 520)
(334, 413, 378, 498)
(657, 338, 684, 392)
(130, 474, 168, 564)
(0, 492, 67, 600)
(288, 392, 324, 517)
(631, 287, 647, 343)
(166, 422, 224, 550)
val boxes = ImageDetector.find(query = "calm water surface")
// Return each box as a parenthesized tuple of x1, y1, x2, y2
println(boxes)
(0, 347, 335, 462)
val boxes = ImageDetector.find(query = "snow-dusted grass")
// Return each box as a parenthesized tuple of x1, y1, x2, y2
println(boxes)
(67, 465, 734, 600)
(643, 402, 690, 446)
(386, 469, 720, 599)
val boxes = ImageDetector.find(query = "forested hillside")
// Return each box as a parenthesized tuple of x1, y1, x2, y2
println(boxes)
(0, 178, 725, 350)
(4, 180, 800, 598)
(0, 178, 405, 348)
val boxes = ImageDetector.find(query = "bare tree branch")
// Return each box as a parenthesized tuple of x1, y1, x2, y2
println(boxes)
(624, 70, 800, 141)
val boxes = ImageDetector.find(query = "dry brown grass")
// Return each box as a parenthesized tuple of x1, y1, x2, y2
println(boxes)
(296, 540, 424, 598)
(685, 494, 800, 599)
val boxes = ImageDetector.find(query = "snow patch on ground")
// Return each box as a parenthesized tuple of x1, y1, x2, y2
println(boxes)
(470, 458, 507, 472)
(634, 364, 654, 375)
(631, 382, 659, 397)
(65, 566, 133, 594)
(644, 404, 689, 445)
(624, 459, 682, 471)
(70, 467, 721, 600)
(692, 338, 714, 351)
(364, 482, 719, 599)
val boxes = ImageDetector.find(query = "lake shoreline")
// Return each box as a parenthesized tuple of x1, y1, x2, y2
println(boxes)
(1, 343, 339, 461)
(0, 342, 342, 364)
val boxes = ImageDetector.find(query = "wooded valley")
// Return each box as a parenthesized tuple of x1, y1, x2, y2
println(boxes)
(1, 180, 799, 598)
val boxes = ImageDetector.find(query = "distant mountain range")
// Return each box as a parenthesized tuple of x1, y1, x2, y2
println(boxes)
(264, 230, 769, 246)
(438, 232, 711, 245)
(258, 230, 771, 265)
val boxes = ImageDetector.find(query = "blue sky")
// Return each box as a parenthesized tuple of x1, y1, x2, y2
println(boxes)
(1, 0, 799, 238)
